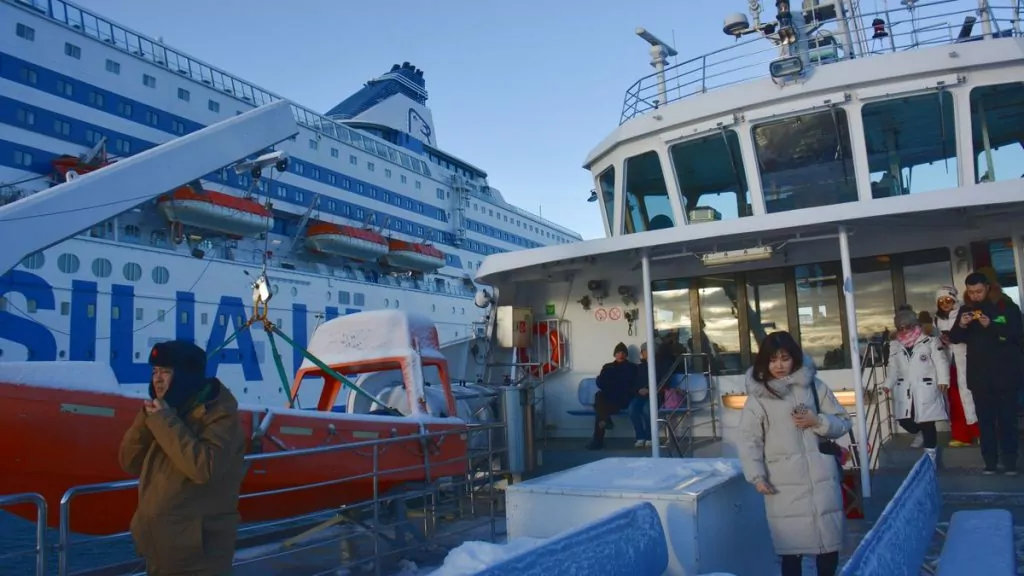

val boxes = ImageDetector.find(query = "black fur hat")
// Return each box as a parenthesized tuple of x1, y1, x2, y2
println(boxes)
(148, 340, 207, 409)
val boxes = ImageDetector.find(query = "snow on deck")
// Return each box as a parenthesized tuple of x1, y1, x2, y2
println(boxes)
(510, 457, 743, 495)
(0, 361, 141, 396)
(300, 310, 445, 370)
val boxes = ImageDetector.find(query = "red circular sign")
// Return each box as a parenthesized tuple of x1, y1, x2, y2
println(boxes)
(517, 321, 527, 333)
(609, 307, 622, 321)
(595, 308, 608, 322)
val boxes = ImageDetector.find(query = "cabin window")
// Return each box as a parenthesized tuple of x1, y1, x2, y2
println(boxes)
(851, 256, 896, 350)
(596, 167, 616, 235)
(123, 263, 142, 282)
(697, 276, 743, 374)
(970, 82, 1024, 184)
(746, 269, 791, 356)
(753, 109, 857, 213)
(651, 278, 694, 361)
(91, 258, 112, 278)
(57, 253, 80, 274)
(794, 263, 844, 369)
(900, 248, 953, 315)
(21, 252, 44, 270)
(354, 293, 366, 306)
(862, 91, 958, 198)
(151, 266, 170, 284)
(623, 151, 675, 233)
(670, 130, 751, 223)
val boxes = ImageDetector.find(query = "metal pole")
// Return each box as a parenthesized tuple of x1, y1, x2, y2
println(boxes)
(641, 252, 661, 458)
(838, 225, 871, 497)
(980, 0, 994, 38)
(651, 45, 669, 108)
(834, 0, 857, 59)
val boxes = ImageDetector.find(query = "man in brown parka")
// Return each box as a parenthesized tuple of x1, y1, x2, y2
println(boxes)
(118, 340, 247, 576)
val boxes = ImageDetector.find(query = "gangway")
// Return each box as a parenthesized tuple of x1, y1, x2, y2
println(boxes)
(0, 100, 298, 276)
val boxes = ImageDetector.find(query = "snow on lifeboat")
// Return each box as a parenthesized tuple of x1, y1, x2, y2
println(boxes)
(0, 311, 468, 536)
(305, 222, 389, 261)
(50, 154, 116, 183)
(157, 187, 273, 238)
(386, 240, 446, 272)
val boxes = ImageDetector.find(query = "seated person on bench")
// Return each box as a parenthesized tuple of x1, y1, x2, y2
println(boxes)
(587, 342, 636, 450)
(629, 341, 674, 448)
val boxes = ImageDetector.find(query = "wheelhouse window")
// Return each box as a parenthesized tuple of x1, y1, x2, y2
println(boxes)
(851, 256, 896, 350)
(794, 262, 845, 369)
(651, 279, 693, 370)
(669, 129, 751, 223)
(753, 109, 857, 213)
(623, 151, 675, 233)
(970, 82, 1024, 184)
(697, 276, 743, 374)
(746, 268, 790, 355)
(862, 91, 958, 198)
(597, 167, 615, 234)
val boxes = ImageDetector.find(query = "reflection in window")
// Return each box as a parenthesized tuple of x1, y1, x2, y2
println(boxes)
(670, 130, 751, 223)
(623, 151, 675, 233)
(852, 257, 895, 349)
(746, 270, 790, 355)
(795, 263, 845, 369)
(902, 253, 952, 315)
(597, 167, 615, 234)
(971, 82, 1024, 184)
(698, 276, 743, 374)
(863, 91, 957, 198)
(651, 279, 693, 368)
(972, 239, 1021, 307)
(754, 109, 857, 214)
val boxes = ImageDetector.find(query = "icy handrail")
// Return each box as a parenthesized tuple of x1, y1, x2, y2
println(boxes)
(620, 0, 1022, 124)
(6, 0, 433, 178)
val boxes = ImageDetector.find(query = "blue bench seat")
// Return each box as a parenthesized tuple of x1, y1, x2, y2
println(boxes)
(566, 374, 709, 417)
(935, 509, 1015, 576)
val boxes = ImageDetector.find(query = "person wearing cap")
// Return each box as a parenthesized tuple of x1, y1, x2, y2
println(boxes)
(587, 342, 636, 450)
(950, 271, 1023, 475)
(933, 286, 979, 448)
(882, 305, 949, 453)
(118, 340, 247, 575)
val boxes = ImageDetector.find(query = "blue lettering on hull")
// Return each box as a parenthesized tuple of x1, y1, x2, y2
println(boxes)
(0, 270, 362, 384)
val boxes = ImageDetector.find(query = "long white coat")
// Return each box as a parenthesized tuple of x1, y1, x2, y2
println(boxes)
(884, 333, 949, 423)
(738, 364, 852, 556)
(934, 315, 978, 424)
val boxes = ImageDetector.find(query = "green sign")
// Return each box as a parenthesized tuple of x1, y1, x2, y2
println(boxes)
(545, 303, 556, 316)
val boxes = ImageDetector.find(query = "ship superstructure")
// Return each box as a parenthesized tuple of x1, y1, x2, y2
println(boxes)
(0, 0, 581, 406)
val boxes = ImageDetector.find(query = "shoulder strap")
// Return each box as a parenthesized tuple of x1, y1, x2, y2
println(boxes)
(809, 377, 823, 414)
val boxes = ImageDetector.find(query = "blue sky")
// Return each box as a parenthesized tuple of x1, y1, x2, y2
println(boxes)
(72, 0, 989, 240)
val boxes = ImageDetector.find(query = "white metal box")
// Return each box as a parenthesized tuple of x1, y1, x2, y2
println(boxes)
(506, 457, 776, 576)
(495, 306, 533, 349)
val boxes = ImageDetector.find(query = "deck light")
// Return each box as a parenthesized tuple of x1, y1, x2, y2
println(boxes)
(769, 55, 804, 78)
(701, 246, 774, 267)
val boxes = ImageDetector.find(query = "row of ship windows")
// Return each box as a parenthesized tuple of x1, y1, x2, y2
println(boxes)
(8, 22, 568, 247)
(597, 81, 1023, 233)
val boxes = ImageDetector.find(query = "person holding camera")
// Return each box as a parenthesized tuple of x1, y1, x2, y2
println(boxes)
(949, 272, 1023, 475)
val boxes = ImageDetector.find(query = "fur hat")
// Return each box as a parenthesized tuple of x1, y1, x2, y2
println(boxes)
(613, 342, 628, 356)
(149, 340, 208, 409)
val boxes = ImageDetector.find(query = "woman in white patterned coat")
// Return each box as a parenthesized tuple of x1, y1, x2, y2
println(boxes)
(739, 331, 852, 576)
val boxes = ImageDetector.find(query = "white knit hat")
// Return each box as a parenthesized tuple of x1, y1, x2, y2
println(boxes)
(935, 285, 959, 304)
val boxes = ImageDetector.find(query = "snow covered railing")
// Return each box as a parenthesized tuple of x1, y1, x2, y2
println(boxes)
(435, 502, 668, 576)
(840, 453, 1015, 575)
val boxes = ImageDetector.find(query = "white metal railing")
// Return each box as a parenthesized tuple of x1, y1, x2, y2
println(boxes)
(0, 492, 47, 576)
(621, 0, 1022, 123)
(51, 422, 505, 576)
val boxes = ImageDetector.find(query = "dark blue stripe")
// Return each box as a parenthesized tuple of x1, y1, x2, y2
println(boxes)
(0, 49, 543, 254)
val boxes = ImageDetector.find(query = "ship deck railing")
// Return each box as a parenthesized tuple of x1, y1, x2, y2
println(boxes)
(0, 421, 507, 576)
(621, 0, 1023, 123)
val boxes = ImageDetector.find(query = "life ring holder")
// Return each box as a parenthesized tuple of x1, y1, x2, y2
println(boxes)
(515, 323, 562, 378)
(64, 169, 79, 182)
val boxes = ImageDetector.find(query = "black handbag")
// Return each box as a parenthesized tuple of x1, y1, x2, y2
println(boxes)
(809, 378, 844, 470)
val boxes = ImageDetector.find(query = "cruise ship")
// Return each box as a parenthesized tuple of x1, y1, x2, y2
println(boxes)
(0, 0, 581, 406)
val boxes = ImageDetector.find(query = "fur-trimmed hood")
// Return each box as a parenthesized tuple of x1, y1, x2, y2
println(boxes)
(745, 357, 817, 399)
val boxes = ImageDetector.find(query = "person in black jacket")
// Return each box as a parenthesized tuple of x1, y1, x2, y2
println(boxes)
(949, 272, 1023, 475)
(587, 342, 636, 450)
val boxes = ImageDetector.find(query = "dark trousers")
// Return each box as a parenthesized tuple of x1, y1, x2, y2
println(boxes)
(973, 385, 1020, 470)
(781, 551, 839, 576)
(592, 390, 625, 441)
(897, 419, 938, 449)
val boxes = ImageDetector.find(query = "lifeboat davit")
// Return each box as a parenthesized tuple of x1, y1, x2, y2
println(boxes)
(305, 222, 389, 261)
(157, 187, 273, 237)
(386, 240, 446, 272)
(0, 311, 467, 536)
(51, 155, 116, 182)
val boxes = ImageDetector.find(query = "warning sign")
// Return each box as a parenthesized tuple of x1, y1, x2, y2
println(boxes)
(608, 307, 622, 321)
(517, 320, 528, 334)
(594, 308, 608, 322)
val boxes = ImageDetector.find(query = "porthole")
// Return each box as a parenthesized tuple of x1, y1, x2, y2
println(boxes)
(21, 252, 45, 270)
(91, 258, 112, 278)
(122, 262, 142, 282)
(290, 287, 297, 297)
(151, 266, 170, 284)
(57, 253, 79, 274)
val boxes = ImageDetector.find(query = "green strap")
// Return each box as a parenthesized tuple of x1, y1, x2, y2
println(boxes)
(206, 322, 248, 359)
(266, 330, 294, 407)
(270, 325, 401, 415)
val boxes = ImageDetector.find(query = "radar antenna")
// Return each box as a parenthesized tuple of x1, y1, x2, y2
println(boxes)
(634, 27, 678, 109)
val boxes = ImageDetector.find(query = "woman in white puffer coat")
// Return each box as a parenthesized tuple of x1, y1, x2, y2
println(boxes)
(932, 286, 979, 447)
(883, 305, 949, 452)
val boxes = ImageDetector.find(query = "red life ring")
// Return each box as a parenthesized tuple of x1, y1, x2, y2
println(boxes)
(516, 323, 562, 377)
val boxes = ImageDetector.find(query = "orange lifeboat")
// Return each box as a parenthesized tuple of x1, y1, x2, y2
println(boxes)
(51, 155, 116, 182)
(0, 311, 468, 536)
(157, 187, 273, 237)
(386, 240, 446, 272)
(305, 222, 389, 261)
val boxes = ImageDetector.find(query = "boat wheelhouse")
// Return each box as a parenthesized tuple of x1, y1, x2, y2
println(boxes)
(475, 0, 1024, 496)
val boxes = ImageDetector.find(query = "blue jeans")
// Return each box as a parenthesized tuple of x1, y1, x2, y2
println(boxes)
(628, 396, 652, 441)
